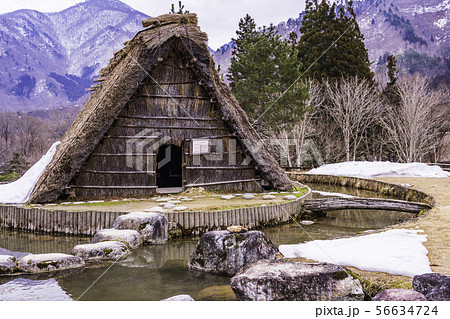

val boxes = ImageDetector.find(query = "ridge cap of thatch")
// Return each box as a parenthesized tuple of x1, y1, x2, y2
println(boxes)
(142, 13, 198, 28)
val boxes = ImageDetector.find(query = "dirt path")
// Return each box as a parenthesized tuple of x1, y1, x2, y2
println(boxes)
(373, 177, 450, 276)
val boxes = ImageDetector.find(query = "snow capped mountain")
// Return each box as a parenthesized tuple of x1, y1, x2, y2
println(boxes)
(0, 0, 448, 112)
(213, 0, 450, 81)
(0, 0, 148, 112)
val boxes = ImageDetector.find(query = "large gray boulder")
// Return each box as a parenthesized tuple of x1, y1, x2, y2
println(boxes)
(0, 255, 17, 275)
(188, 230, 280, 276)
(162, 294, 195, 301)
(112, 212, 168, 244)
(230, 260, 364, 301)
(373, 289, 427, 301)
(92, 229, 143, 249)
(72, 241, 131, 261)
(17, 253, 85, 273)
(413, 273, 450, 301)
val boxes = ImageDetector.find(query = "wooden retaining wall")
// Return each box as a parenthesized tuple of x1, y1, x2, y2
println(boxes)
(289, 173, 435, 206)
(0, 189, 311, 237)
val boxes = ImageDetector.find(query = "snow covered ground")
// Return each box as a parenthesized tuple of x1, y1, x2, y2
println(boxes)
(307, 161, 450, 178)
(279, 229, 432, 277)
(0, 142, 60, 204)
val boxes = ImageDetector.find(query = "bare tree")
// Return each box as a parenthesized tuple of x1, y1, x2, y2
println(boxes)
(381, 75, 449, 163)
(269, 80, 324, 166)
(324, 77, 381, 161)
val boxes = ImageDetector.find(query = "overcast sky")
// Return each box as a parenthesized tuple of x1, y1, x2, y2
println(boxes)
(0, 0, 306, 49)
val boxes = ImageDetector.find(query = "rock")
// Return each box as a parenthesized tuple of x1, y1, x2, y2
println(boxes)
(262, 195, 276, 200)
(156, 198, 174, 202)
(221, 195, 235, 200)
(267, 192, 278, 195)
(72, 241, 131, 261)
(188, 230, 280, 276)
(92, 229, 142, 249)
(283, 195, 297, 200)
(181, 198, 193, 201)
(0, 255, 17, 274)
(227, 225, 248, 233)
(372, 289, 427, 301)
(17, 253, 85, 273)
(300, 220, 315, 225)
(144, 206, 165, 213)
(413, 273, 450, 301)
(243, 193, 255, 200)
(193, 195, 206, 198)
(168, 200, 181, 204)
(162, 294, 195, 301)
(163, 203, 176, 209)
(173, 206, 188, 211)
(112, 212, 168, 244)
(230, 260, 364, 301)
(234, 194, 244, 197)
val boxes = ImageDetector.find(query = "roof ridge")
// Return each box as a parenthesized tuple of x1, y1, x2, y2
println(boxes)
(142, 13, 198, 28)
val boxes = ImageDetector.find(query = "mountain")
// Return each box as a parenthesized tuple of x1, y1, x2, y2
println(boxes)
(213, 0, 450, 84)
(0, 0, 148, 112)
(0, 0, 448, 112)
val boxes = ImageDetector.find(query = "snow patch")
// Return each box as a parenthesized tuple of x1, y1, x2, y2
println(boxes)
(0, 142, 60, 204)
(307, 161, 450, 178)
(279, 229, 431, 277)
(434, 17, 448, 29)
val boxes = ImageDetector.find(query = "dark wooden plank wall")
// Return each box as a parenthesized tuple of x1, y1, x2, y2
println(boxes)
(70, 51, 262, 199)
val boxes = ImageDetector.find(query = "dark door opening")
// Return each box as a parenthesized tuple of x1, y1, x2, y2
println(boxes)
(156, 144, 183, 188)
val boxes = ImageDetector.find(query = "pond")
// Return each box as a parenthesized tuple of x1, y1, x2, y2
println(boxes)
(0, 185, 415, 301)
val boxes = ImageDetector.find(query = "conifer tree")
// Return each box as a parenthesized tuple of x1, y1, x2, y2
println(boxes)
(382, 54, 401, 106)
(228, 20, 309, 133)
(297, 0, 374, 83)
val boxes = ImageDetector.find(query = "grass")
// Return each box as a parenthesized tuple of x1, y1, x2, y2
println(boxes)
(0, 172, 21, 182)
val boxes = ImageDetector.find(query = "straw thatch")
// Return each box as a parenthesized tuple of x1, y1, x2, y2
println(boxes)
(28, 13, 293, 203)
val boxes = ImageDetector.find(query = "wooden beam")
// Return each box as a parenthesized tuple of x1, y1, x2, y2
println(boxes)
(113, 125, 226, 130)
(69, 185, 157, 189)
(91, 153, 156, 157)
(137, 94, 209, 100)
(186, 166, 254, 170)
(79, 170, 155, 174)
(93, 77, 107, 82)
(185, 179, 261, 187)
(118, 115, 219, 121)
(303, 197, 431, 214)
(103, 135, 159, 139)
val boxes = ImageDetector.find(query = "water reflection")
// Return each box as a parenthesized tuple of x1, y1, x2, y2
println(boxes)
(0, 278, 72, 301)
(0, 184, 415, 301)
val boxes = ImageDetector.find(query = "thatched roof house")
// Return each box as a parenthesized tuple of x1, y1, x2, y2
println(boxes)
(28, 13, 292, 203)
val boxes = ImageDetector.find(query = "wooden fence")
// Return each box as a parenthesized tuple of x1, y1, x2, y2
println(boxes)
(0, 189, 311, 237)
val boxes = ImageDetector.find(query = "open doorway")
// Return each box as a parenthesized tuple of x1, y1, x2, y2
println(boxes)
(156, 144, 182, 188)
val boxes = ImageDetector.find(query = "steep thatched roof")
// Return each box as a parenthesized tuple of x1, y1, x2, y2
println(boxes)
(28, 13, 293, 203)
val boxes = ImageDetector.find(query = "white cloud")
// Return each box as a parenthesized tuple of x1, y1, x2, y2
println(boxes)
(0, 0, 306, 50)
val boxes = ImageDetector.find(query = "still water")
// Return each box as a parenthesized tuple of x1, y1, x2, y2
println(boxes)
(0, 185, 415, 301)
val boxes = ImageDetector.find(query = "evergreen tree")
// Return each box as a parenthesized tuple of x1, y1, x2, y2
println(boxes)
(228, 21, 309, 133)
(297, 0, 374, 83)
(230, 14, 258, 57)
(7, 153, 29, 175)
(382, 54, 401, 106)
(170, 1, 189, 14)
